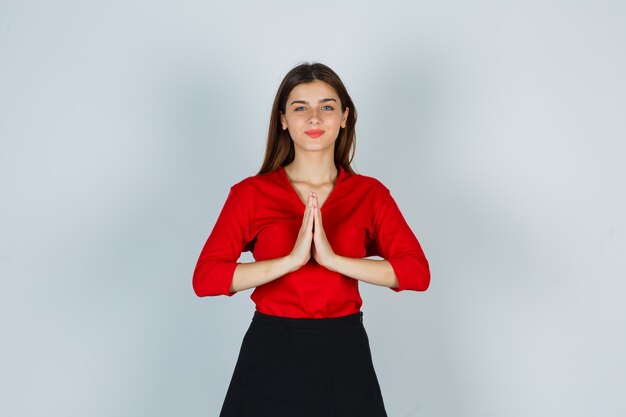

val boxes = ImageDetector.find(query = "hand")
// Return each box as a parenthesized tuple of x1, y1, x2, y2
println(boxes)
(288, 192, 315, 270)
(311, 193, 337, 267)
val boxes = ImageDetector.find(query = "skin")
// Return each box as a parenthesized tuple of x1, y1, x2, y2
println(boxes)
(230, 80, 399, 292)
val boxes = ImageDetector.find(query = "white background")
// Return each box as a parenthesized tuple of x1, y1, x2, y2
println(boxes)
(1, 1, 625, 416)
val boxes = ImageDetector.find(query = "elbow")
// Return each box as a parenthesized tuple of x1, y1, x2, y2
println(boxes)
(192, 268, 212, 297)
(402, 268, 429, 292)
(192, 260, 237, 297)
(415, 262, 430, 291)
(414, 256, 430, 291)
(390, 253, 430, 292)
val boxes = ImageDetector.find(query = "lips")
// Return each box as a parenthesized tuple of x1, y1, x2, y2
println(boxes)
(305, 129, 325, 138)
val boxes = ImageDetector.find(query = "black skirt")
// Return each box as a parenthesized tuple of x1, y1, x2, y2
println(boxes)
(219, 311, 388, 417)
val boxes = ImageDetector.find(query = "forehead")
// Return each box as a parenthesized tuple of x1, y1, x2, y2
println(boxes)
(287, 80, 339, 100)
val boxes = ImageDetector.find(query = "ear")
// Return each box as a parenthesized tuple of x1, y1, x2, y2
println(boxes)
(280, 111, 287, 130)
(341, 107, 349, 128)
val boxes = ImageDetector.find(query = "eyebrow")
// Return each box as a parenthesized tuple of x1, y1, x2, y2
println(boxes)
(290, 98, 337, 106)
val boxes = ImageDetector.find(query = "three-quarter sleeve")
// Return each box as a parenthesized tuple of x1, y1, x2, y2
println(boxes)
(192, 186, 249, 297)
(370, 188, 430, 292)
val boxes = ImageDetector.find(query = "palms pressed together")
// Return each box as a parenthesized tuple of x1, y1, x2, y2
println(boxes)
(290, 192, 336, 269)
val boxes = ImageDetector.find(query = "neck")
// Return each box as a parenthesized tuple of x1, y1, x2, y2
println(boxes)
(284, 154, 338, 185)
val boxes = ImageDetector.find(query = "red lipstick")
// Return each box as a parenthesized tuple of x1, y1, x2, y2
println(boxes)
(305, 129, 325, 138)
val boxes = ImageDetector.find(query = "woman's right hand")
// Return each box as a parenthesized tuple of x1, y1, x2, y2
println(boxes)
(287, 192, 315, 270)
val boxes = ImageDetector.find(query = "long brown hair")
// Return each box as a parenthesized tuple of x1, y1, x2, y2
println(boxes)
(257, 62, 358, 175)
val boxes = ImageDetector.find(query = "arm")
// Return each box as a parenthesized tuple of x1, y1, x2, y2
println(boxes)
(325, 256, 399, 288)
(314, 185, 429, 291)
(324, 187, 430, 291)
(193, 185, 317, 296)
(230, 256, 298, 292)
(192, 186, 251, 297)
(368, 188, 430, 292)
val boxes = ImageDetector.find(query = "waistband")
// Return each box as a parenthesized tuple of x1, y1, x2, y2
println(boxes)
(252, 311, 363, 329)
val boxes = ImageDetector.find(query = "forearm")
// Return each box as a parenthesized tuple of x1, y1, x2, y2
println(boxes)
(230, 256, 298, 292)
(326, 255, 399, 288)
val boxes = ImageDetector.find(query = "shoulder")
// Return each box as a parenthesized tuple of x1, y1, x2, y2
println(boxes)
(229, 168, 282, 196)
(345, 171, 391, 197)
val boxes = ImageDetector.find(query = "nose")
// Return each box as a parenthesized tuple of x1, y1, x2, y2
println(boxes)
(309, 108, 321, 125)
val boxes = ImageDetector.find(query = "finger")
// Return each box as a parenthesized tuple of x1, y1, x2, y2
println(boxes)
(300, 198, 313, 238)
(313, 202, 321, 235)
(301, 198, 311, 230)
(312, 197, 320, 237)
(316, 202, 323, 230)
(304, 194, 312, 215)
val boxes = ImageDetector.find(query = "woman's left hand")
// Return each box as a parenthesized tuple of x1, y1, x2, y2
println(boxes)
(311, 193, 337, 268)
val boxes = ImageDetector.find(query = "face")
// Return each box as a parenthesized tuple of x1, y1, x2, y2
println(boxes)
(280, 80, 349, 154)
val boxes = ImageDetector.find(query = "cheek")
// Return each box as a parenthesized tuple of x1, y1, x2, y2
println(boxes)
(321, 115, 340, 128)
(287, 114, 307, 126)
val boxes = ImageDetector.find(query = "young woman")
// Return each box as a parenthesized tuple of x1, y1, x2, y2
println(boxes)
(192, 62, 430, 417)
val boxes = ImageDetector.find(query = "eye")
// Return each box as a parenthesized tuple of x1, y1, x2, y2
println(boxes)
(294, 106, 306, 111)
(322, 105, 334, 110)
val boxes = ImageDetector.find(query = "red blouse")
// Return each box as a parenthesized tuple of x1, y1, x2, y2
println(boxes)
(192, 164, 430, 318)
